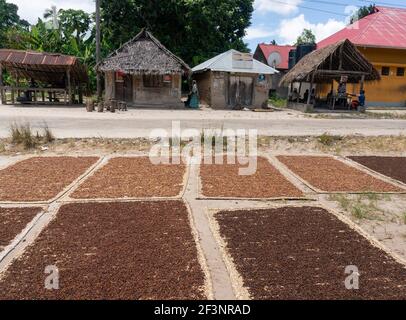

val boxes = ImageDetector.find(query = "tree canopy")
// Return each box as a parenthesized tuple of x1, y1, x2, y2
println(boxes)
(0, 0, 29, 44)
(350, 5, 376, 24)
(0, 0, 254, 91)
(295, 29, 316, 46)
(100, 0, 254, 66)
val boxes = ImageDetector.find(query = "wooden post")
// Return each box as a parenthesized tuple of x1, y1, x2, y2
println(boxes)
(307, 74, 314, 105)
(0, 63, 4, 104)
(297, 82, 302, 103)
(16, 77, 20, 98)
(360, 75, 365, 92)
(11, 88, 15, 104)
(112, 72, 116, 100)
(67, 68, 72, 104)
(78, 85, 83, 104)
(96, 0, 102, 100)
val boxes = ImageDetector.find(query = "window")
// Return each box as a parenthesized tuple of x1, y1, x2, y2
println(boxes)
(397, 67, 405, 77)
(381, 66, 390, 76)
(143, 74, 163, 87)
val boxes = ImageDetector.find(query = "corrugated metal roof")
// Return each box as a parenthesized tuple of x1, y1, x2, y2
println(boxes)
(318, 6, 406, 50)
(192, 50, 278, 74)
(0, 49, 88, 84)
(257, 44, 295, 70)
(0, 49, 77, 66)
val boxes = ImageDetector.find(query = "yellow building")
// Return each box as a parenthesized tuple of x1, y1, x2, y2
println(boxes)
(317, 6, 406, 107)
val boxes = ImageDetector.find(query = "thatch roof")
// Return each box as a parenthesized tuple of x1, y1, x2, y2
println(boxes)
(97, 29, 191, 75)
(279, 39, 380, 86)
(0, 49, 88, 85)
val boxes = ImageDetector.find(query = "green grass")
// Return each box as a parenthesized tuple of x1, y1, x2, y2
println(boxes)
(318, 133, 343, 146)
(329, 194, 351, 211)
(268, 96, 287, 108)
(330, 194, 384, 221)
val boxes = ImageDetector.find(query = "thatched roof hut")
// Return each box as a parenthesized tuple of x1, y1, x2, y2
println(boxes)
(97, 29, 190, 75)
(98, 29, 190, 108)
(280, 39, 380, 86)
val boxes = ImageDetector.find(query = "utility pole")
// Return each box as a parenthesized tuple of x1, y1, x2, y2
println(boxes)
(96, 0, 102, 99)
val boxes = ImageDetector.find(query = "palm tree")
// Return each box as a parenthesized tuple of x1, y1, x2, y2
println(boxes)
(43, 6, 59, 29)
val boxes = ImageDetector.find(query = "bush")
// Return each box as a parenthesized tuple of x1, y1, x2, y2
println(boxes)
(9, 122, 55, 150)
(318, 133, 342, 146)
(268, 92, 287, 108)
(42, 123, 55, 143)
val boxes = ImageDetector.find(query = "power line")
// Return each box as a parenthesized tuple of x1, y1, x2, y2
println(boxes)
(357, 0, 406, 8)
(262, 0, 406, 17)
(264, 0, 348, 16)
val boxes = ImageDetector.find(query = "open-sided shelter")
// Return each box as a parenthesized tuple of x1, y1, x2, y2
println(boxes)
(0, 49, 88, 105)
(318, 6, 406, 107)
(279, 39, 380, 112)
(97, 29, 191, 108)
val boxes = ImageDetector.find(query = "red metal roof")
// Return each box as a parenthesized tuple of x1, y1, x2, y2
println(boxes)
(318, 6, 406, 50)
(257, 44, 295, 70)
(0, 49, 77, 66)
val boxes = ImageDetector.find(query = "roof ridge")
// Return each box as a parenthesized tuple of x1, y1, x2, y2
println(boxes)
(353, 7, 381, 43)
(100, 28, 190, 71)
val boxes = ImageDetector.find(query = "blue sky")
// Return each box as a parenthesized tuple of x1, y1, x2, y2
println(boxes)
(8, 0, 406, 52)
(246, 0, 406, 50)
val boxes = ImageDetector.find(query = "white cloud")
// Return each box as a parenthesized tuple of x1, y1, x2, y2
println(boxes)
(344, 5, 359, 16)
(9, 0, 95, 24)
(276, 14, 346, 44)
(245, 26, 274, 40)
(254, 0, 302, 15)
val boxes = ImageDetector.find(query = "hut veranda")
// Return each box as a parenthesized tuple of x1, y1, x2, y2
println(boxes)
(0, 49, 88, 105)
(97, 29, 191, 108)
(192, 50, 278, 109)
(280, 39, 380, 112)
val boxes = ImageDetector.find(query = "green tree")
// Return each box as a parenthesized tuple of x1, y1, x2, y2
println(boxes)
(0, 0, 29, 46)
(100, 0, 254, 66)
(295, 29, 316, 46)
(350, 5, 375, 24)
(60, 9, 91, 44)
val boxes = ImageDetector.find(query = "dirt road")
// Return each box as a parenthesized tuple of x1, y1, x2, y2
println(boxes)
(1, 105, 405, 138)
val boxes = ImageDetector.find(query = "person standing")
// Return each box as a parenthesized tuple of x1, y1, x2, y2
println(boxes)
(188, 80, 200, 109)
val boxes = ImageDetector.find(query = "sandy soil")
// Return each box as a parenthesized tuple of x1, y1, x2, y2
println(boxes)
(1, 105, 406, 138)
(321, 193, 406, 259)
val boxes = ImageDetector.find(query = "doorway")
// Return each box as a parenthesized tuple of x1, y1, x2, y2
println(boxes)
(228, 75, 254, 108)
(115, 75, 133, 102)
